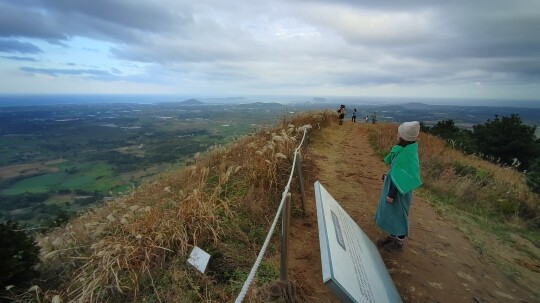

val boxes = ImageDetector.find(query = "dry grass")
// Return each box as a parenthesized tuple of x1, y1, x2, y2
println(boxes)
(369, 123, 539, 225)
(368, 123, 540, 298)
(37, 110, 335, 302)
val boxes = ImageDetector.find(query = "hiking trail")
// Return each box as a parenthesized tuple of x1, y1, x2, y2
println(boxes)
(285, 122, 532, 303)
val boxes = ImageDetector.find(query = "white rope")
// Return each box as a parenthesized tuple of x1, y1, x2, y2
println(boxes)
(234, 128, 309, 303)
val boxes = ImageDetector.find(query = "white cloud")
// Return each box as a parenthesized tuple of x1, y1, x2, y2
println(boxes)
(297, 4, 436, 46)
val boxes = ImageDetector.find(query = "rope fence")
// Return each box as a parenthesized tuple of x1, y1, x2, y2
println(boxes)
(234, 128, 310, 303)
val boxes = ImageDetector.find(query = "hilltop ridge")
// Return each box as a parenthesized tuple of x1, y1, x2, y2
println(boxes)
(28, 114, 539, 302)
(34, 111, 334, 302)
(292, 122, 538, 302)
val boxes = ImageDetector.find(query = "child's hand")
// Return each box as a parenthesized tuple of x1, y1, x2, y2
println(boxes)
(386, 196, 394, 203)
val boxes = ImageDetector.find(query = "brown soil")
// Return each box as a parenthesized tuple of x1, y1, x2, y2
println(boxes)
(285, 122, 535, 303)
(0, 162, 60, 180)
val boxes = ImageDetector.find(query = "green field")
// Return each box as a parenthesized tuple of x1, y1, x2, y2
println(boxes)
(2, 162, 121, 195)
(0, 102, 288, 225)
(2, 101, 539, 227)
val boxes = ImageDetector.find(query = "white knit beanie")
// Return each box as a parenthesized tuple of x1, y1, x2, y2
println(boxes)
(398, 121, 420, 141)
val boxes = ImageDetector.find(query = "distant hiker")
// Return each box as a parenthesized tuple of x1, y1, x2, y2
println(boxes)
(337, 105, 346, 125)
(365, 115, 369, 123)
(375, 121, 422, 252)
(351, 108, 357, 123)
(371, 112, 377, 124)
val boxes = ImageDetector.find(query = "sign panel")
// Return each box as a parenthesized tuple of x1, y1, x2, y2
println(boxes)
(187, 246, 211, 273)
(314, 181, 402, 303)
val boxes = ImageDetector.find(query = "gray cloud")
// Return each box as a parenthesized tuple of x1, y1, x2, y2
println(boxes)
(0, 39, 42, 54)
(1, 0, 540, 96)
(21, 67, 112, 77)
(110, 33, 264, 64)
(19, 66, 158, 84)
(289, 1, 540, 86)
(0, 0, 193, 44)
(42, 0, 193, 33)
(0, 2, 66, 40)
(1, 55, 38, 62)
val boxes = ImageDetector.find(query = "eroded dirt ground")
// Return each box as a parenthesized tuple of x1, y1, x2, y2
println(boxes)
(285, 122, 534, 303)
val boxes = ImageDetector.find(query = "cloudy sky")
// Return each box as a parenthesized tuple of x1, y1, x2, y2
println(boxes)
(1, 0, 540, 100)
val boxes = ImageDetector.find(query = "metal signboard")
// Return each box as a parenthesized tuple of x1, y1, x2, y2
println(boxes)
(187, 246, 211, 273)
(314, 181, 402, 303)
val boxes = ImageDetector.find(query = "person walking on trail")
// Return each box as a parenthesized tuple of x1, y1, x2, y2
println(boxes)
(371, 112, 377, 124)
(351, 108, 357, 123)
(375, 121, 422, 252)
(337, 105, 346, 125)
(365, 115, 369, 123)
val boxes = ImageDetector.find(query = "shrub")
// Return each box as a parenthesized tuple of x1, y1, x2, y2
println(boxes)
(0, 220, 40, 288)
(430, 119, 460, 139)
(472, 114, 539, 170)
(452, 161, 493, 186)
(452, 161, 477, 177)
(428, 119, 475, 154)
(368, 123, 538, 225)
(526, 157, 540, 195)
(495, 198, 518, 216)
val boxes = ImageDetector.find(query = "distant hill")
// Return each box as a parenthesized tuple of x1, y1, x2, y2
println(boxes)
(234, 102, 286, 109)
(200, 97, 247, 104)
(154, 98, 205, 107)
(179, 98, 204, 105)
(377, 104, 408, 112)
(401, 102, 430, 109)
(378, 102, 431, 111)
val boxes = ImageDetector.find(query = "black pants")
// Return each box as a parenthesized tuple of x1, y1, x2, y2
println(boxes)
(352, 116, 356, 122)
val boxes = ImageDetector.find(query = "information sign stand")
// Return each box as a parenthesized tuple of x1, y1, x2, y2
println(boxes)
(314, 181, 402, 303)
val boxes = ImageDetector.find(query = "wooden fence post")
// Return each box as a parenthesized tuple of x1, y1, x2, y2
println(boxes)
(280, 193, 292, 282)
(295, 151, 306, 214)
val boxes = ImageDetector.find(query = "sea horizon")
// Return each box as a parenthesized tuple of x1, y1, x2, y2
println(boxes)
(0, 94, 539, 108)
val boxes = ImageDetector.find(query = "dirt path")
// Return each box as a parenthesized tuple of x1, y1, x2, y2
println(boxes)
(287, 122, 533, 303)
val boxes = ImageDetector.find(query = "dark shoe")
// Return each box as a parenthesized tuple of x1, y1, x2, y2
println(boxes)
(376, 236, 393, 248)
(383, 239, 403, 252)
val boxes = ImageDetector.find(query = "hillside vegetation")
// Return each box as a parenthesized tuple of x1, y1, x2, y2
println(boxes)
(5, 112, 539, 302)
(0, 101, 289, 226)
(369, 124, 540, 298)
(27, 111, 334, 302)
(371, 124, 539, 225)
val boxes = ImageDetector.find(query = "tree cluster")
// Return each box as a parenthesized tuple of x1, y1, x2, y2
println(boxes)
(0, 218, 40, 290)
(423, 114, 540, 194)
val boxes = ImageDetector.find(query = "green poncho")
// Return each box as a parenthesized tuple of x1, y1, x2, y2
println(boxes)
(384, 143, 422, 194)
(375, 142, 422, 236)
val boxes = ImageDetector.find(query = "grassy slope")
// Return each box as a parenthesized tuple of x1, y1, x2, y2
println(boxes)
(35, 111, 335, 302)
(3, 162, 122, 195)
(368, 123, 540, 299)
(22, 116, 539, 302)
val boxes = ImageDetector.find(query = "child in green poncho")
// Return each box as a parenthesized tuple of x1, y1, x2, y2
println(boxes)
(375, 121, 422, 252)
